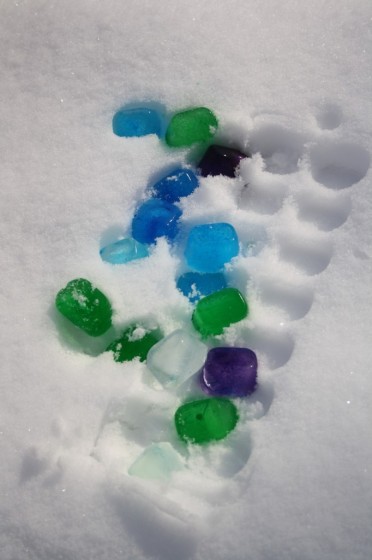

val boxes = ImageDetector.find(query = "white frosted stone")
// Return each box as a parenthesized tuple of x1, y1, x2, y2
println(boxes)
(146, 329, 208, 387)
(128, 442, 184, 481)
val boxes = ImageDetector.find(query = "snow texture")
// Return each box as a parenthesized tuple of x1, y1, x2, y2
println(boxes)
(1, 1, 372, 560)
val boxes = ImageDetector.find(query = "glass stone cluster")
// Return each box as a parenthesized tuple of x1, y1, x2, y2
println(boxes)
(55, 105, 258, 481)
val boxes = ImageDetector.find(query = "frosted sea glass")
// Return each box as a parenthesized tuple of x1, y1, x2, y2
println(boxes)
(100, 238, 149, 264)
(128, 442, 183, 481)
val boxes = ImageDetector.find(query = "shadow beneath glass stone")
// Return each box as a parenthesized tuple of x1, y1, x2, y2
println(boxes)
(49, 304, 115, 356)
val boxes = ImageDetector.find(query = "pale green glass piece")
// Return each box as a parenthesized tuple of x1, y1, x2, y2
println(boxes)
(128, 442, 184, 481)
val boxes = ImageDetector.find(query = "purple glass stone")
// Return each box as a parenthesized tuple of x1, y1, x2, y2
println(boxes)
(198, 145, 250, 178)
(200, 347, 258, 398)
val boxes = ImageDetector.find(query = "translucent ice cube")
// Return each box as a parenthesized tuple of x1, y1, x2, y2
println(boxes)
(146, 329, 208, 387)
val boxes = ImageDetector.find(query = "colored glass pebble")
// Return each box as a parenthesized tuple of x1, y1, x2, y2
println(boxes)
(192, 287, 248, 337)
(184, 223, 239, 273)
(151, 168, 199, 203)
(128, 442, 184, 481)
(107, 325, 162, 363)
(112, 108, 162, 138)
(176, 272, 227, 303)
(131, 198, 182, 244)
(165, 107, 218, 148)
(198, 144, 250, 177)
(200, 347, 258, 397)
(174, 397, 239, 444)
(100, 237, 149, 265)
(147, 329, 208, 387)
(55, 278, 112, 337)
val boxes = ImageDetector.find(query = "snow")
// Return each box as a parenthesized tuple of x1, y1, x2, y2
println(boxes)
(1, 1, 372, 559)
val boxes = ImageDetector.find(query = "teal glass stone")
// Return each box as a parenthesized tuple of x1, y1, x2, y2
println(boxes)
(176, 272, 227, 303)
(113, 108, 162, 137)
(185, 223, 239, 273)
(100, 238, 149, 265)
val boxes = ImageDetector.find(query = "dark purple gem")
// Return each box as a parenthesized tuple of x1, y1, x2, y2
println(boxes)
(200, 347, 258, 398)
(198, 145, 250, 178)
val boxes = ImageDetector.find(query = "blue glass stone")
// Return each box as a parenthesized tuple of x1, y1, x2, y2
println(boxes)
(184, 223, 239, 273)
(112, 108, 162, 138)
(100, 238, 149, 264)
(131, 198, 182, 244)
(151, 168, 199, 203)
(176, 272, 227, 303)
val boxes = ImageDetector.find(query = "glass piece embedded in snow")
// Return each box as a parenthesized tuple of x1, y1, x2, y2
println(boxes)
(184, 223, 239, 273)
(198, 144, 250, 177)
(151, 168, 199, 202)
(146, 329, 208, 387)
(176, 271, 227, 303)
(174, 397, 239, 444)
(165, 107, 218, 147)
(112, 107, 162, 137)
(106, 324, 162, 363)
(100, 237, 149, 264)
(192, 287, 248, 337)
(131, 198, 182, 244)
(200, 347, 258, 397)
(128, 442, 184, 481)
(55, 278, 112, 337)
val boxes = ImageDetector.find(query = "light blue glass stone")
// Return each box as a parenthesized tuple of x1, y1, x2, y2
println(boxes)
(184, 223, 239, 273)
(132, 198, 182, 245)
(176, 272, 227, 303)
(112, 108, 162, 137)
(151, 168, 199, 203)
(100, 238, 149, 264)
(128, 442, 184, 481)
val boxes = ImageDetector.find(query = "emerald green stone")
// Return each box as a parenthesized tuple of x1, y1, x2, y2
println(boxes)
(55, 278, 112, 337)
(165, 107, 218, 148)
(107, 325, 162, 363)
(174, 397, 239, 444)
(192, 287, 248, 337)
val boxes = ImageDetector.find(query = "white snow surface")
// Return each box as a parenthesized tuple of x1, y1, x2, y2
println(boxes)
(1, 1, 372, 559)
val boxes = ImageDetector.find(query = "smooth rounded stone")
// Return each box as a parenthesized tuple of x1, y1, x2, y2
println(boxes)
(165, 107, 218, 148)
(151, 168, 199, 203)
(184, 223, 239, 273)
(192, 287, 249, 338)
(200, 347, 258, 397)
(131, 198, 182, 244)
(128, 442, 184, 482)
(198, 144, 250, 177)
(174, 397, 239, 444)
(106, 325, 162, 363)
(176, 272, 227, 304)
(112, 108, 162, 137)
(100, 237, 149, 265)
(55, 278, 112, 337)
(146, 329, 208, 387)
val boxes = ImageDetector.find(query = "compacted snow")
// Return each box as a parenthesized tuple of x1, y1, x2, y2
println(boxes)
(1, 1, 372, 559)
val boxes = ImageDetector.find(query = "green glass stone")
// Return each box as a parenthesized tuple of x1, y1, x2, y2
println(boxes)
(192, 287, 248, 337)
(165, 107, 218, 148)
(107, 325, 162, 363)
(175, 397, 239, 444)
(55, 278, 112, 337)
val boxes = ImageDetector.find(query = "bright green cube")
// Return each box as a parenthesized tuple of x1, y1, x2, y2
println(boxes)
(192, 287, 248, 337)
(106, 325, 162, 363)
(165, 107, 218, 147)
(55, 278, 112, 337)
(175, 397, 239, 444)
